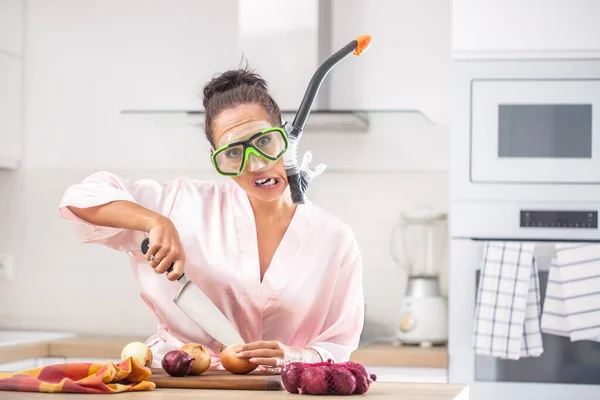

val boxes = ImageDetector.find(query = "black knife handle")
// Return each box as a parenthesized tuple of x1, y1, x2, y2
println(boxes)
(141, 237, 184, 279)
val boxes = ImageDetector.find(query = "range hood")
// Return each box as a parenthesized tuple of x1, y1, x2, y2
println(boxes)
(120, 108, 432, 134)
(119, 1, 433, 133)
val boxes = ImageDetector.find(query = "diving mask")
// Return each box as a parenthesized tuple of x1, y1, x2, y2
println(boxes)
(211, 127, 289, 177)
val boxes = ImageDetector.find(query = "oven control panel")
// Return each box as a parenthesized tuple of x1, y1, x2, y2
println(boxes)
(520, 210, 598, 229)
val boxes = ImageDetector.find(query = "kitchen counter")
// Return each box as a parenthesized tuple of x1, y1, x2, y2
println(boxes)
(0, 383, 469, 399)
(351, 342, 448, 368)
(0, 332, 448, 369)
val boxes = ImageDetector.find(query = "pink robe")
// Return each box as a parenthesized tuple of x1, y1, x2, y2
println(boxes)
(58, 171, 365, 368)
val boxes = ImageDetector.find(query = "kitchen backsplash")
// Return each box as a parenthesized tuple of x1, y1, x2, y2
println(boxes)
(0, 167, 449, 340)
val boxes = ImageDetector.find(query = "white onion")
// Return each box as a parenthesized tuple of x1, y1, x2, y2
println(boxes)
(121, 341, 153, 368)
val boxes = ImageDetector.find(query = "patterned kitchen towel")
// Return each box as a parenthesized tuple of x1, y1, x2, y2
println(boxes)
(473, 241, 543, 359)
(0, 357, 155, 393)
(541, 243, 600, 342)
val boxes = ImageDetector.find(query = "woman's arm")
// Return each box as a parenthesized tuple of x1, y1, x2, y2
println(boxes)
(66, 200, 162, 233)
(59, 170, 186, 279)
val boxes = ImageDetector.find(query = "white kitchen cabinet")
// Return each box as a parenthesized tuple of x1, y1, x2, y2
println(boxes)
(0, 53, 22, 169)
(0, 0, 23, 56)
(452, 0, 600, 59)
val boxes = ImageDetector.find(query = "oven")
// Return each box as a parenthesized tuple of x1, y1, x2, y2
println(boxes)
(450, 234, 600, 400)
(450, 59, 600, 400)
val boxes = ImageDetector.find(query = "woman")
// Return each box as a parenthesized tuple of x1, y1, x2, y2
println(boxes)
(58, 67, 365, 373)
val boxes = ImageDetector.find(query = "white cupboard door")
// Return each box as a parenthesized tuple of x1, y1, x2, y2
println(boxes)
(453, 0, 600, 59)
(0, 53, 22, 169)
(0, 0, 23, 56)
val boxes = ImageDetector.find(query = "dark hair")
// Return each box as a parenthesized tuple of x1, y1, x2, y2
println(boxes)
(202, 65, 282, 148)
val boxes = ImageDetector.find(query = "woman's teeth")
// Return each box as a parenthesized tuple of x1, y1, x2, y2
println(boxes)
(255, 178, 277, 187)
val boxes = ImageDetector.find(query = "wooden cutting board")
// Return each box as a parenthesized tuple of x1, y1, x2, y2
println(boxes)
(149, 369, 285, 391)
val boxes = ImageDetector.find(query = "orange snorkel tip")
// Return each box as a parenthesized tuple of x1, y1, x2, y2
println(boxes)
(353, 35, 372, 56)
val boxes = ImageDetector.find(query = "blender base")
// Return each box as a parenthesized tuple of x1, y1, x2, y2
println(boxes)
(395, 277, 448, 346)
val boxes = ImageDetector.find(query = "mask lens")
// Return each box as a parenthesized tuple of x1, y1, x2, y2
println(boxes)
(214, 144, 244, 174)
(246, 152, 269, 171)
(251, 130, 286, 158)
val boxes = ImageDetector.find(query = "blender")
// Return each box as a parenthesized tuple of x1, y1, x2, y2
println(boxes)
(391, 208, 448, 347)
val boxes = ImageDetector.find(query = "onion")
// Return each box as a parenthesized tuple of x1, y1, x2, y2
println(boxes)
(329, 365, 357, 395)
(281, 362, 305, 393)
(299, 365, 330, 395)
(162, 350, 194, 377)
(120, 341, 153, 368)
(340, 361, 377, 394)
(180, 343, 211, 375)
(220, 344, 257, 375)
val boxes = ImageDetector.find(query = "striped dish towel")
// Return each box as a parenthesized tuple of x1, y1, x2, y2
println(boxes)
(0, 357, 155, 393)
(473, 241, 543, 359)
(541, 243, 600, 342)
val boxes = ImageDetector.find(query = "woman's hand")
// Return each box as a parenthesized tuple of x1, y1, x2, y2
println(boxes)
(235, 341, 322, 374)
(145, 216, 186, 281)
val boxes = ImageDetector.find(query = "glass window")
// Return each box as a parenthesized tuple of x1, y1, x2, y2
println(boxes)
(498, 104, 592, 158)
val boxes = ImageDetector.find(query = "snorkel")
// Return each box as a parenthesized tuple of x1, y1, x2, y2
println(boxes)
(283, 34, 373, 205)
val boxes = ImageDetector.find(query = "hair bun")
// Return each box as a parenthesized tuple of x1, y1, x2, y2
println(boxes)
(203, 68, 268, 108)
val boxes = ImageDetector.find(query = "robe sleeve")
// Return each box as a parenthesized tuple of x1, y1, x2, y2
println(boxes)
(308, 236, 365, 362)
(58, 170, 182, 252)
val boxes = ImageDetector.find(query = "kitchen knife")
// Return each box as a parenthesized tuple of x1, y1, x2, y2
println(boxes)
(141, 238, 245, 347)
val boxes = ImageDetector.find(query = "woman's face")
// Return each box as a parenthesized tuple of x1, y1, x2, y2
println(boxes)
(211, 103, 288, 202)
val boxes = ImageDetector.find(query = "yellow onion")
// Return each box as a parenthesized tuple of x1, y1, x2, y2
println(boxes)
(120, 341, 153, 368)
(180, 343, 211, 375)
(220, 344, 256, 375)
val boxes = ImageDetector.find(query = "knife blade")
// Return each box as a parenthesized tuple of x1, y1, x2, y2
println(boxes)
(141, 238, 245, 347)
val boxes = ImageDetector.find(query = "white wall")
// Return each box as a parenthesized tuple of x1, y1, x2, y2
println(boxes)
(0, 0, 451, 342)
(330, 0, 452, 126)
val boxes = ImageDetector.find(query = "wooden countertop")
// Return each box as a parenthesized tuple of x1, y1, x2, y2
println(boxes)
(0, 383, 468, 399)
(0, 335, 448, 369)
(351, 342, 448, 368)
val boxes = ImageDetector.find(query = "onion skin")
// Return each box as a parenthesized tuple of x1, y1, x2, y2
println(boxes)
(329, 365, 357, 395)
(299, 366, 330, 395)
(120, 341, 153, 368)
(162, 350, 194, 377)
(220, 344, 257, 375)
(340, 361, 377, 394)
(180, 343, 211, 375)
(282, 359, 376, 395)
(281, 362, 305, 393)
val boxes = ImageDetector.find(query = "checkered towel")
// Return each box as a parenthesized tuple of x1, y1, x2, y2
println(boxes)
(473, 241, 543, 359)
(0, 357, 155, 393)
(541, 243, 600, 341)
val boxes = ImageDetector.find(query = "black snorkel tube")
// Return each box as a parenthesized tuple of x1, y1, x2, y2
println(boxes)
(283, 35, 372, 204)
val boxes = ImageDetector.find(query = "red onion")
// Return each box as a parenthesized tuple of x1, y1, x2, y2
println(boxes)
(299, 365, 330, 395)
(329, 364, 357, 395)
(161, 350, 194, 377)
(281, 362, 305, 394)
(340, 361, 377, 394)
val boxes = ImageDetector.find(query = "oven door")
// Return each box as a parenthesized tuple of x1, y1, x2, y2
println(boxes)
(470, 79, 600, 183)
(449, 239, 600, 400)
